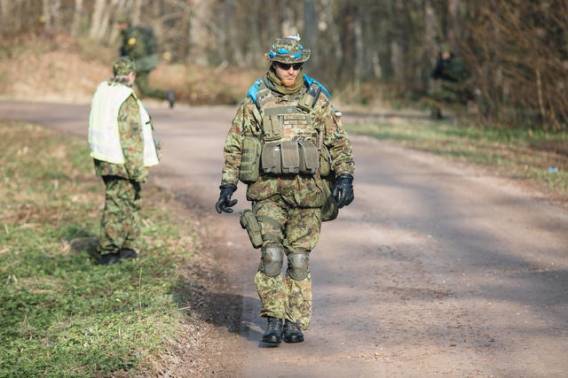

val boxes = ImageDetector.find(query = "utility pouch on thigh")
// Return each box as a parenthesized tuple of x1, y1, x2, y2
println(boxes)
(280, 140, 300, 174)
(239, 136, 261, 183)
(319, 144, 331, 177)
(298, 139, 319, 175)
(240, 209, 263, 248)
(261, 115, 283, 141)
(261, 141, 282, 174)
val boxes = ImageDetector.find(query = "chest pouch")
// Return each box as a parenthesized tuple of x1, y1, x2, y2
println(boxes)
(239, 136, 261, 183)
(261, 141, 282, 174)
(261, 114, 283, 141)
(298, 139, 319, 175)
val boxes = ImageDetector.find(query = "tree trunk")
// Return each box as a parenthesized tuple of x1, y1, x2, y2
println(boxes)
(71, 0, 83, 36)
(303, 0, 317, 65)
(89, 0, 106, 40)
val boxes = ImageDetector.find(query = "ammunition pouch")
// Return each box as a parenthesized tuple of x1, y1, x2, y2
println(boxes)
(240, 209, 263, 248)
(239, 136, 261, 183)
(261, 141, 282, 174)
(261, 139, 320, 176)
(298, 139, 319, 175)
(280, 140, 300, 174)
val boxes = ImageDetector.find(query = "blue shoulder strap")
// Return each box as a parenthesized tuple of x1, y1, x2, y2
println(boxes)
(246, 79, 264, 106)
(303, 74, 332, 98)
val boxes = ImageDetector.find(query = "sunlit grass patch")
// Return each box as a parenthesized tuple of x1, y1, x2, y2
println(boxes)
(0, 121, 197, 376)
(346, 119, 568, 200)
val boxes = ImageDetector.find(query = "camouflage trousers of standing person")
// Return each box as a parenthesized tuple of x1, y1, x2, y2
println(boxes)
(135, 70, 167, 100)
(98, 176, 141, 255)
(252, 195, 322, 330)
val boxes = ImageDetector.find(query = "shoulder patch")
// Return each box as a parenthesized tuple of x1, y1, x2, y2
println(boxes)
(303, 74, 332, 98)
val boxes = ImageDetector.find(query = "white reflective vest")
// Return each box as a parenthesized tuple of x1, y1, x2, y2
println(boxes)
(88, 81, 159, 167)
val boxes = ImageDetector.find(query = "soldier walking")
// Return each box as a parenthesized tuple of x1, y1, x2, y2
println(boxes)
(215, 36, 355, 346)
(88, 58, 160, 265)
(116, 17, 176, 108)
(428, 44, 473, 119)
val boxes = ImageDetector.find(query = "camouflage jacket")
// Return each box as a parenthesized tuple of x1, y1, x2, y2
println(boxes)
(221, 76, 354, 208)
(119, 26, 158, 72)
(94, 94, 147, 182)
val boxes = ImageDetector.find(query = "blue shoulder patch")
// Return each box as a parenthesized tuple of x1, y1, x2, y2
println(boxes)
(246, 79, 264, 104)
(303, 74, 332, 98)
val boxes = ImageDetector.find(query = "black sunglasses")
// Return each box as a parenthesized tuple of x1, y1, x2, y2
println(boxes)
(275, 62, 303, 71)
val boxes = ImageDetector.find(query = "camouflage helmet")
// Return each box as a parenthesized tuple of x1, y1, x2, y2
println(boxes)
(112, 57, 136, 76)
(266, 36, 311, 64)
(115, 14, 130, 25)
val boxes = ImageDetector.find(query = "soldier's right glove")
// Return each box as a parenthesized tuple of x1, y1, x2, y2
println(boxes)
(332, 174, 354, 209)
(215, 184, 238, 214)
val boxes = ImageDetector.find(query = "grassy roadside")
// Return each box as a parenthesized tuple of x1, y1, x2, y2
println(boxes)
(345, 119, 568, 201)
(0, 122, 198, 376)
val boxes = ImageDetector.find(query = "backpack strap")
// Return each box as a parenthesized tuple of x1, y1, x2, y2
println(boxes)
(303, 74, 332, 99)
(246, 79, 271, 109)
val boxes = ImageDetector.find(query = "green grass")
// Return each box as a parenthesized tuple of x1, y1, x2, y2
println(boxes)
(346, 119, 568, 199)
(0, 122, 196, 376)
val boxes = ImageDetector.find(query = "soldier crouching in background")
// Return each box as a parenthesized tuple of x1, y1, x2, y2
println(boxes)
(115, 16, 176, 108)
(88, 57, 160, 265)
(216, 36, 355, 346)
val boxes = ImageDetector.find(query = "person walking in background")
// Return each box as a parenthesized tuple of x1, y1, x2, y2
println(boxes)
(116, 16, 176, 108)
(215, 36, 355, 346)
(88, 57, 160, 265)
(428, 44, 473, 119)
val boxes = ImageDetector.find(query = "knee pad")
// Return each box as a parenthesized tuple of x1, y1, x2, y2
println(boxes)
(261, 245, 284, 277)
(287, 252, 310, 281)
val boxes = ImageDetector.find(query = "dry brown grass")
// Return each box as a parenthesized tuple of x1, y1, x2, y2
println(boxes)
(0, 33, 262, 105)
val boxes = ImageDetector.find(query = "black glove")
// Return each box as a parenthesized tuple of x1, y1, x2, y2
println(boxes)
(215, 184, 238, 214)
(332, 174, 354, 209)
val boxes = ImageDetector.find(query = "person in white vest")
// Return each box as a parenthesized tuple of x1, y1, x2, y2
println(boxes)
(88, 57, 160, 265)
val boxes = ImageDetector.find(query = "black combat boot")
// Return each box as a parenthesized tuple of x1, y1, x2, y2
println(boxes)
(119, 248, 138, 260)
(261, 316, 283, 346)
(282, 320, 304, 343)
(97, 252, 121, 265)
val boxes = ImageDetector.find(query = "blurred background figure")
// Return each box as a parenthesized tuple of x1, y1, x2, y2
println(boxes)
(427, 44, 473, 119)
(116, 15, 176, 108)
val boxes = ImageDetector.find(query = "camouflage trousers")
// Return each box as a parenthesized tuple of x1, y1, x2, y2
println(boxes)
(98, 176, 141, 255)
(253, 196, 322, 330)
(135, 70, 167, 100)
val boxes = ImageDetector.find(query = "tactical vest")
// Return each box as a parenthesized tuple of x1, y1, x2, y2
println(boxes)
(239, 76, 332, 183)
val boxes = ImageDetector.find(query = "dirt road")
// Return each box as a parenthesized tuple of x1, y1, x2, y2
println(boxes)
(2, 100, 567, 377)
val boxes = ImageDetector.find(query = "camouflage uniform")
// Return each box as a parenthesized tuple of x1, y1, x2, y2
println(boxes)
(93, 58, 150, 257)
(220, 38, 354, 331)
(428, 47, 473, 118)
(119, 25, 167, 101)
(95, 93, 147, 255)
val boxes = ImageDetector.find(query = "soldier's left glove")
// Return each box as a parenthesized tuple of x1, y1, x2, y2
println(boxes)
(215, 184, 238, 214)
(332, 174, 354, 209)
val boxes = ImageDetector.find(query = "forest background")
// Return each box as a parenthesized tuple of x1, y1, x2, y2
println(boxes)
(0, 0, 566, 130)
